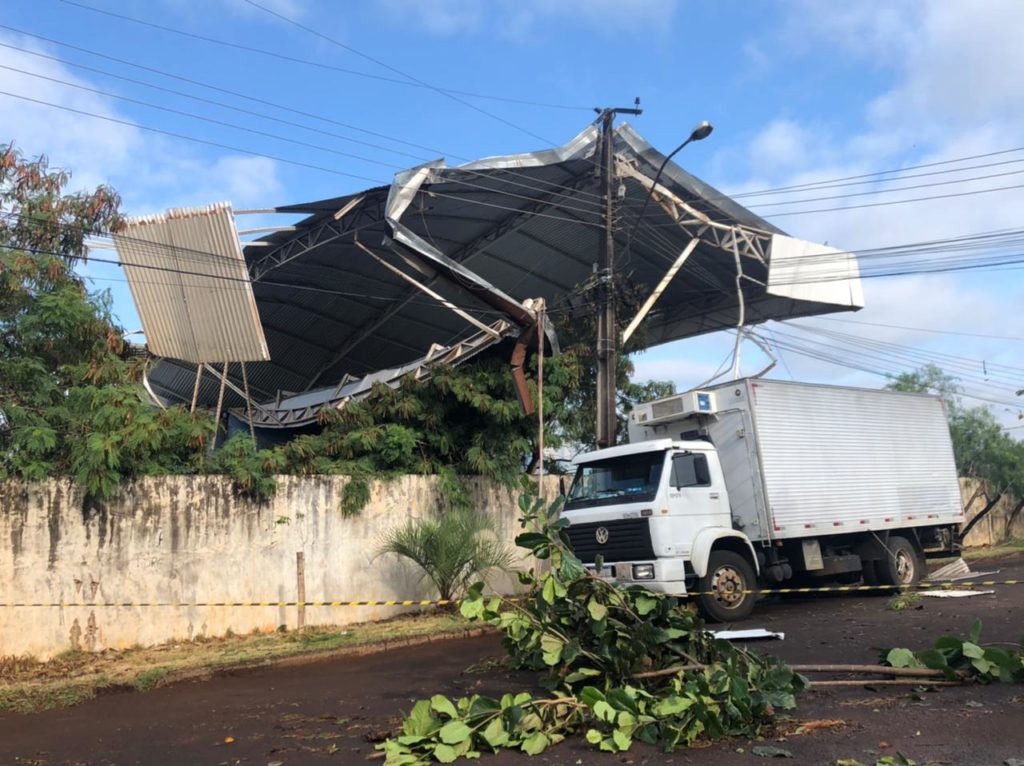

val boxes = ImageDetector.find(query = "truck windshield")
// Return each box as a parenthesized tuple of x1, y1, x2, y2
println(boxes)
(566, 452, 664, 509)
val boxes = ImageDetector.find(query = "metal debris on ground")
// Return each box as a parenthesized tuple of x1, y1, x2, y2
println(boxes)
(918, 589, 996, 598)
(928, 558, 970, 581)
(710, 628, 785, 641)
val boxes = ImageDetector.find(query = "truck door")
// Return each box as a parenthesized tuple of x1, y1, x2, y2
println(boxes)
(667, 452, 730, 553)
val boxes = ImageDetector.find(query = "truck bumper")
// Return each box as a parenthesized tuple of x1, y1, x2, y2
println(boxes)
(584, 557, 688, 595)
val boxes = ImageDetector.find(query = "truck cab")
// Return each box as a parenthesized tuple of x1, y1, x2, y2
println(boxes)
(562, 438, 760, 621)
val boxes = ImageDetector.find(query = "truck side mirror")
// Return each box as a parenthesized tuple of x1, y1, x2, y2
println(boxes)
(559, 476, 567, 497)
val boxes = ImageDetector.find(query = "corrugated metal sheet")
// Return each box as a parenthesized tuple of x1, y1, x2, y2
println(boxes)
(114, 203, 269, 363)
(741, 379, 964, 537)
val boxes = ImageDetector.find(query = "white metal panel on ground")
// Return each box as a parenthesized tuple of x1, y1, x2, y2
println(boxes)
(114, 203, 269, 363)
(739, 379, 963, 539)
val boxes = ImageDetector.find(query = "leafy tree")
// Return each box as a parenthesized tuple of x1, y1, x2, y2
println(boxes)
(0, 144, 211, 501)
(886, 364, 1024, 540)
(544, 282, 676, 452)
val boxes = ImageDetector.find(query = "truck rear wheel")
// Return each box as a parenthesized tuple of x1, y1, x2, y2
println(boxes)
(697, 551, 757, 622)
(876, 535, 923, 588)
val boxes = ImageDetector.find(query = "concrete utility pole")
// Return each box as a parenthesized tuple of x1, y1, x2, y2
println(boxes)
(595, 104, 641, 449)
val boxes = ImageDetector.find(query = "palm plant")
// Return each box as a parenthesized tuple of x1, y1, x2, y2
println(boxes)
(377, 507, 515, 601)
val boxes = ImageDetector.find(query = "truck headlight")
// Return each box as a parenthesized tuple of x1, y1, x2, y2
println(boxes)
(632, 564, 655, 580)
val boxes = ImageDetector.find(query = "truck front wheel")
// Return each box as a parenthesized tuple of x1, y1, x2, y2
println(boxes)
(697, 550, 757, 622)
(876, 535, 923, 588)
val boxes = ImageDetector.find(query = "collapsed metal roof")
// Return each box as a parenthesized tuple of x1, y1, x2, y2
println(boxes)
(130, 122, 862, 428)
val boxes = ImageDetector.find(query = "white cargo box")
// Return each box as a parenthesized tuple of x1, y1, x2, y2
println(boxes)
(632, 379, 964, 542)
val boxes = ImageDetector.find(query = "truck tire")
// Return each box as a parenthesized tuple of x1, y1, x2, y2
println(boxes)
(697, 550, 757, 622)
(875, 535, 923, 588)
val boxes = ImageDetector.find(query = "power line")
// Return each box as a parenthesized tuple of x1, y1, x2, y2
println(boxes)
(0, 23, 455, 160)
(732, 146, 1024, 198)
(747, 166, 1024, 209)
(754, 329, 1023, 410)
(816, 316, 1024, 342)
(734, 156, 1024, 198)
(57, 0, 590, 113)
(0, 87, 604, 227)
(0, 62, 406, 169)
(237, 0, 559, 147)
(761, 180, 1024, 218)
(0, 26, 614, 208)
(0, 39, 433, 163)
(1, 241, 510, 318)
(0, 88, 385, 183)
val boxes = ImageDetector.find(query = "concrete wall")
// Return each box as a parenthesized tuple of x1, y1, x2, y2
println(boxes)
(0, 475, 559, 660)
(2, 475, 1016, 660)
(960, 478, 1024, 547)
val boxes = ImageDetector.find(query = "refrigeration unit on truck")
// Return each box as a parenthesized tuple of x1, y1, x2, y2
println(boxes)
(562, 379, 964, 621)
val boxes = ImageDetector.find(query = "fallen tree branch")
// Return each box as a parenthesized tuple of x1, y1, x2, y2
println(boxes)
(632, 664, 703, 679)
(809, 679, 962, 688)
(789, 664, 955, 678)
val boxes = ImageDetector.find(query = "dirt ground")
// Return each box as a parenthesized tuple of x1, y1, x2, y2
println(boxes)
(2, 556, 1022, 766)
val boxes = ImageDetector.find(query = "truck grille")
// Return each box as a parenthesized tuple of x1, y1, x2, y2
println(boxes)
(564, 518, 655, 563)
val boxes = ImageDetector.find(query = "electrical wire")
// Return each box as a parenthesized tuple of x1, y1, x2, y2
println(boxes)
(761, 181, 1024, 218)
(1, 241, 511, 318)
(731, 146, 1024, 199)
(0, 90, 612, 230)
(746, 166, 1024, 209)
(816, 316, 1024, 342)
(762, 326, 1024, 397)
(0, 88, 384, 183)
(0, 26, 614, 208)
(0, 62, 407, 169)
(0, 39, 433, 162)
(237, 0, 559, 147)
(734, 156, 1024, 198)
(0, 23, 454, 160)
(57, 0, 591, 113)
(752, 329, 1022, 410)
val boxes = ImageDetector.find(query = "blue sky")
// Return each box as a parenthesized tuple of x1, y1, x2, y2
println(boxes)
(2, 0, 1022, 427)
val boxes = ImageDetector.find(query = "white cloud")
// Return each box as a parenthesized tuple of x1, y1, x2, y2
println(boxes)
(0, 33, 283, 212)
(670, 0, 1024, 425)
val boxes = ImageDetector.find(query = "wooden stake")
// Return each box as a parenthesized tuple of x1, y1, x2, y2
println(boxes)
(241, 361, 256, 448)
(210, 361, 228, 450)
(296, 551, 306, 632)
(189, 364, 204, 413)
(790, 664, 953, 678)
(809, 679, 961, 688)
(536, 300, 545, 500)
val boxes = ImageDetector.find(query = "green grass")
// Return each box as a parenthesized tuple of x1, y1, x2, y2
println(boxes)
(961, 538, 1024, 562)
(0, 612, 473, 715)
(133, 667, 170, 692)
(888, 591, 922, 611)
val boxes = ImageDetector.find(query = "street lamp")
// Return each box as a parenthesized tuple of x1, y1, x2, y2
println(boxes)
(625, 120, 714, 251)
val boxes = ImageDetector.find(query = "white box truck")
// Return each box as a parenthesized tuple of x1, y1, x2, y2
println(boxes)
(562, 379, 964, 621)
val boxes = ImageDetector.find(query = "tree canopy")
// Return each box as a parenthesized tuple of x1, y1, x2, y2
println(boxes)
(886, 364, 1024, 538)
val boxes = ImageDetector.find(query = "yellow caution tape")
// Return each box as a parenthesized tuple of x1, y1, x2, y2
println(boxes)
(0, 580, 1019, 608)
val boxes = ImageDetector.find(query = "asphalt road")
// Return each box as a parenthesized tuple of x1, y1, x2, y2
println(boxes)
(2, 556, 1022, 766)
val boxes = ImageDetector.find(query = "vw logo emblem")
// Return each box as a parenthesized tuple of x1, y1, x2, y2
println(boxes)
(595, 527, 609, 545)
